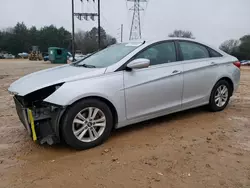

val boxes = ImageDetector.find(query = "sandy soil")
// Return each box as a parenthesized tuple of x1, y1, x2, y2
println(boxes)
(0, 60, 250, 188)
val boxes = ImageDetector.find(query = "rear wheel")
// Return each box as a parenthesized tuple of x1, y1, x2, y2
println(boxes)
(209, 80, 232, 112)
(61, 99, 113, 150)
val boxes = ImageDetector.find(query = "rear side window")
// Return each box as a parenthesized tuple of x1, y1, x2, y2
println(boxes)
(208, 48, 222, 57)
(179, 41, 209, 60)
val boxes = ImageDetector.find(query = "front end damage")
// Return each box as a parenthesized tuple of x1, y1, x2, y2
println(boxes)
(12, 83, 66, 145)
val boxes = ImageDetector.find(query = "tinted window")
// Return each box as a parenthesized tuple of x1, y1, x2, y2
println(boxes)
(179, 41, 209, 60)
(134, 42, 177, 66)
(208, 48, 222, 57)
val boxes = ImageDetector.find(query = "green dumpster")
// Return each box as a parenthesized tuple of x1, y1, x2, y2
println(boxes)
(48, 47, 68, 64)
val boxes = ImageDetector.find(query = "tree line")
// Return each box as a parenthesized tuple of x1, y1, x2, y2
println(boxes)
(1, 23, 248, 60)
(0, 22, 117, 55)
(219, 36, 250, 60)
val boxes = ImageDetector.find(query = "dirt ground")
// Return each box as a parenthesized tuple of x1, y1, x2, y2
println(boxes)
(0, 60, 250, 188)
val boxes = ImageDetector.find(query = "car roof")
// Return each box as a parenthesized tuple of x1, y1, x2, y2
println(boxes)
(122, 37, 226, 56)
(124, 37, 196, 44)
(122, 37, 218, 48)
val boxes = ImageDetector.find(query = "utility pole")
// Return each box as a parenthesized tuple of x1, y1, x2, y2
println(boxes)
(98, 0, 101, 49)
(74, 0, 101, 50)
(71, 0, 75, 60)
(121, 24, 123, 42)
(127, 0, 148, 40)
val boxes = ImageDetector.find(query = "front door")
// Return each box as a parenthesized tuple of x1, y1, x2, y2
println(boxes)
(124, 41, 183, 120)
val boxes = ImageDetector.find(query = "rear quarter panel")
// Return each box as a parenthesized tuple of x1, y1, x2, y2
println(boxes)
(210, 55, 240, 95)
(218, 56, 240, 93)
(182, 55, 240, 109)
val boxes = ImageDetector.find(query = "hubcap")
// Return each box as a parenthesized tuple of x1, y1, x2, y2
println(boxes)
(215, 85, 228, 107)
(72, 107, 106, 143)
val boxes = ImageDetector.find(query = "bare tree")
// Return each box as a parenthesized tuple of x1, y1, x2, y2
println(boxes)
(74, 30, 86, 53)
(219, 39, 240, 54)
(168, 30, 195, 39)
(104, 34, 117, 47)
(74, 27, 117, 54)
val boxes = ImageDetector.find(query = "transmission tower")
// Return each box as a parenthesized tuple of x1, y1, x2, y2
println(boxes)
(127, 0, 148, 40)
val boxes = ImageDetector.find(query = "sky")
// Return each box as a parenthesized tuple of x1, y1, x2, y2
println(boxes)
(0, 0, 250, 47)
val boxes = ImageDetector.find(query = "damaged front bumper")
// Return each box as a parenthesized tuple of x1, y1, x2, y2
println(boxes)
(14, 96, 65, 145)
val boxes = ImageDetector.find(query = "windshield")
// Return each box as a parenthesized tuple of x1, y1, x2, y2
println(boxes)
(72, 42, 142, 68)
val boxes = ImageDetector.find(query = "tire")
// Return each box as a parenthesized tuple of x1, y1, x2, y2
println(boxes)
(61, 99, 113, 150)
(209, 80, 232, 112)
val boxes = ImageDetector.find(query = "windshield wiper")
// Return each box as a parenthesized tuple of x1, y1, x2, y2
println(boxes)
(74, 64, 96, 68)
(82, 64, 96, 68)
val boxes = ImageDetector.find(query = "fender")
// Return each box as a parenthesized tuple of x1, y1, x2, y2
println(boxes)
(44, 71, 127, 124)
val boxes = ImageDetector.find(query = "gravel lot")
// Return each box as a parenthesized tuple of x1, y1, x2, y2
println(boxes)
(0, 60, 250, 188)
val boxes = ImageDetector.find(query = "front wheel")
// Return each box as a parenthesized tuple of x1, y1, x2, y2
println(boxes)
(209, 80, 232, 112)
(61, 99, 113, 150)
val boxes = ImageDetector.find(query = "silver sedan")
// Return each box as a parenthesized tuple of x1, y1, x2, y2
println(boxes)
(8, 38, 241, 150)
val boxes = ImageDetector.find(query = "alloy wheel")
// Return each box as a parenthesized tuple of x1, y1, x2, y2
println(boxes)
(72, 107, 106, 142)
(214, 85, 229, 107)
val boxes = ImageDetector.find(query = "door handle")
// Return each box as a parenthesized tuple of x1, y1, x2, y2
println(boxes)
(171, 70, 182, 75)
(210, 62, 217, 66)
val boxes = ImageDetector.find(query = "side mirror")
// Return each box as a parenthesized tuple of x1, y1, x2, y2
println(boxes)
(126, 58, 150, 70)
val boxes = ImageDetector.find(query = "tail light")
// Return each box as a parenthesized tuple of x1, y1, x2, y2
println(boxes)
(233, 61, 241, 69)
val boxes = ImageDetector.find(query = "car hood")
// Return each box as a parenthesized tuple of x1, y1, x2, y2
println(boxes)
(8, 64, 106, 96)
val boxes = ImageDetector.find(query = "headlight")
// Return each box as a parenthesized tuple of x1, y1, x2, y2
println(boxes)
(23, 83, 64, 106)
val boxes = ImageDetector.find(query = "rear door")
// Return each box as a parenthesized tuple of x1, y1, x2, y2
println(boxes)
(177, 41, 222, 109)
(124, 41, 184, 119)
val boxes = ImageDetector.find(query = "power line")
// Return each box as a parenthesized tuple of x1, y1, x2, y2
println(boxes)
(91, 2, 119, 40)
(71, 0, 101, 55)
(124, 0, 131, 41)
(91, 3, 110, 28)
(81, 0, 84, 13)
(140, 0, 149, 32)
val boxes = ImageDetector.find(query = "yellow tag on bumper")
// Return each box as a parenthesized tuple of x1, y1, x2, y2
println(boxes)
(27, 109, 37, 141)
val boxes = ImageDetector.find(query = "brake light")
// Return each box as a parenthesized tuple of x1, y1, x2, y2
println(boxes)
(233, 61, 241, 69)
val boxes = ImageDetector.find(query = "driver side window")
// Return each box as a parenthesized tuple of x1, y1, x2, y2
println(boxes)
(134, 42, 177, 66)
